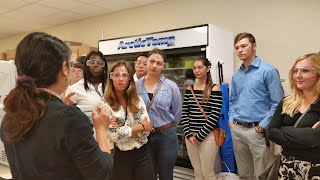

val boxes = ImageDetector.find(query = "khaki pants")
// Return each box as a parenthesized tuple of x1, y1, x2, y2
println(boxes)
(231, 124, 271, 180)
(185, 132, 219, 180)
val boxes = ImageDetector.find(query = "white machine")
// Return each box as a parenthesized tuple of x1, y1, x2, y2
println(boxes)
(99, 24, 234, 85)
(99, 24, 234, 174)
(0, 60, 17, 166)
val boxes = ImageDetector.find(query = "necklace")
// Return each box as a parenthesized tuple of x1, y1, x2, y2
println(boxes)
(38, 88, 60, 98)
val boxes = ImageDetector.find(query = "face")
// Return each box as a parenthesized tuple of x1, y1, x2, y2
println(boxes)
(70, 66, 83, 83)
(111, 66, 130, 93)
(86, 55, 105, 78)
(192, 60, 209, 79)
(147, 53, 165, 76)
(234, 38, 256, 62)
(292, 59, 319, 92)
(135, 56, 147, 77)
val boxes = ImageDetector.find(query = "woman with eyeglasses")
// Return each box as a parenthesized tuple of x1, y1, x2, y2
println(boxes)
(66, 51, 108, 107)
(101, 60, 155, 180)
(180, 57, 222, 180)
(136, 48, 182, 180)
(267, 53, 320, 179)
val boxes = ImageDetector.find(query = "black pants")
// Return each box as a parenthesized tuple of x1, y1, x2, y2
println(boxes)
(111, 144, 155, 180)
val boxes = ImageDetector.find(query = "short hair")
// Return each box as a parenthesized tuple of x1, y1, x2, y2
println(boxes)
(234, 32, 256, 45)
(136, 52, 147, 61)
(147, 48, 166, 63)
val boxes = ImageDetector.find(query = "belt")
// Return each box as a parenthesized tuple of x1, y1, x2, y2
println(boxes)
(154, 122, 175, 132)
(234, 119, 259, 128)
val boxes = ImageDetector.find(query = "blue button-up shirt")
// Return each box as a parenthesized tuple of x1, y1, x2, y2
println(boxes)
(228, 57, 284, 128)
(136, 75, 182, 128)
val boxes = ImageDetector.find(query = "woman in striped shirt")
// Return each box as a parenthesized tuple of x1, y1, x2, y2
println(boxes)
(181, 57, 223, 180)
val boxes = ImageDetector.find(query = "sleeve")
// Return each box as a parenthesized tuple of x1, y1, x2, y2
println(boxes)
(267, 100, 287, 145)
(228, 76, 237, 123)
(181, 90, 192, 139)
(170, 82, 182, 124)
(63, 107, 113, 180)
(279, 127, 320, 148)
(137, 97, 151, 138)
(195, 92, 223, 142)
(268, 100, 320, 148)
(64, 86, 79, 104)
(259, 68, 284, 128)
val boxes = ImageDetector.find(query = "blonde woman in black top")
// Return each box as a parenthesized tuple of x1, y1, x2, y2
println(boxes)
(268, 53, 320, 179)
(181, 57, 222, 180)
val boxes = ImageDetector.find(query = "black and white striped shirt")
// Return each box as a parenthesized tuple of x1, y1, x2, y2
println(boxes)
(181, 88, 222, 142)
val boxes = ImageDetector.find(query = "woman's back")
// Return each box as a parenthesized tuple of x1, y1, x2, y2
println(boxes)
(1, 96, 112, 180)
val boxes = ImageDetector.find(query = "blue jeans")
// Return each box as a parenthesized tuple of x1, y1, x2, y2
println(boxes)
(148, 126, 179, 180)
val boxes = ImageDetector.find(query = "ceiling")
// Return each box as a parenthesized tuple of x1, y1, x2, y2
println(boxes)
(0, 0, 165, 39)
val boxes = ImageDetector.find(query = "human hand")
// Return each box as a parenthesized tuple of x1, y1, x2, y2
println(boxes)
(141, 117, 153, 132)
(228, 122, 234, 128)
(64, 92, 75, 105)
(109, 118, 119, 128)
(312, 121, 320, 129)
(188, 136, 200, 145)
(92, 106, 111, 131)
(255, 125, 265, 133)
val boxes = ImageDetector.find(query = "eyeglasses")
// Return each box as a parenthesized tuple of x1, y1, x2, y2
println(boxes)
(86, 60, 105, 67)
(291, 67, 317, 77)
(148, 59, 164, 67)
(235, 43, 252, 51)
(192, 65, 207, 71)
(135, 61, 147, 66)
(110, 72, 130, 80)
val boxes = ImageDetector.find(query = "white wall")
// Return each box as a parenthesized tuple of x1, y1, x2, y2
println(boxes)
(0, 0, 319, 95)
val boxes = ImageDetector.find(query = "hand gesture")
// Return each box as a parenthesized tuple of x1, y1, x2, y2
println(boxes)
(92, 106, 111, 131)
(140, 117, 153, 132)
(64, 92, 75, 105)
(312, 121, 320, 129)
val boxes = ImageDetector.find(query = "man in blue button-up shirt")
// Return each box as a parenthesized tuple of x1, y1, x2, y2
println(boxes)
(228, 32, 284, 179)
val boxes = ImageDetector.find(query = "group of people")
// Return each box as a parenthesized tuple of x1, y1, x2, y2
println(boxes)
(0, 31, 319, 180)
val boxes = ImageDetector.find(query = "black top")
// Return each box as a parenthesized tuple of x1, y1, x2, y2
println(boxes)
(267, 99, 320, 163)
(1, 96, 113, 180)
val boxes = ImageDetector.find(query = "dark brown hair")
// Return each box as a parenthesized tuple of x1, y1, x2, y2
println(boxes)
(83, 51, 108, 93)
(234, 32, 256, 45)
(3, 32, 70, 141)
(193, 57, 213, 102)
(147, 48, 166, 63)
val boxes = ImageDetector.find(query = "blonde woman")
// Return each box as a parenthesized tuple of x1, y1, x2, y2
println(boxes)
(268, 53, 320, 179)
(102, 60, 155, 180)
(181, 57, 222, 180)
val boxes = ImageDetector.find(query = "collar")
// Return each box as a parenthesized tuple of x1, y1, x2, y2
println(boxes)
(240, 56, 261, 70)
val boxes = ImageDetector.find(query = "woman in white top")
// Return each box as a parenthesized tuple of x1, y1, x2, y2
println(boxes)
(66, 51, 107, 107)
(102, 60, 156, 180)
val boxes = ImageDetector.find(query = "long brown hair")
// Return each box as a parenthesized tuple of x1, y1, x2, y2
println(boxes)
(194, 57, 213, 102)
(3, 32, 70, 141)
(104, 60, 140, 113)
